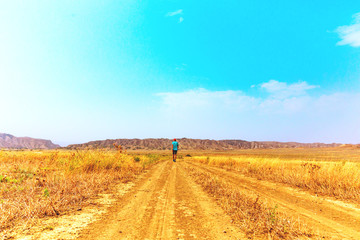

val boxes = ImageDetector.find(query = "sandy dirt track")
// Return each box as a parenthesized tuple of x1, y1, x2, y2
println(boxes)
(76, 159, 360, 240)
(78, 160, 245, 240)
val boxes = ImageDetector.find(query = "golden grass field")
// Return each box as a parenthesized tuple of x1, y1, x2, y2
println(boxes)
(1, 147, 360, 239)
(190, 147, 360, 201)
(183, 147, 360, 239)
(0, 148, 162, 234)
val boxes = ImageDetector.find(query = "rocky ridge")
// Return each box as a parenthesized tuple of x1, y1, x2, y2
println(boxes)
(0, 133, 60, 149)
(66, 138, 341, 150)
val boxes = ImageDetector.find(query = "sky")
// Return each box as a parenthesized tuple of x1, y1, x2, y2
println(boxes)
(1, 0, 360, 146)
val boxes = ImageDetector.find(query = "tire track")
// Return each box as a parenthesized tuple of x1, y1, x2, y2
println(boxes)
(78, 160, 171, 240)
(174, 162, 246, 239)
(138, 163, 177, 239)
(185, 161, 360, 239)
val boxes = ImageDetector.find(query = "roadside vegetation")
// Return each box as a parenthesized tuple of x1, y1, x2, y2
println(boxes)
(0, 148, 161, 232)
(188, 147, 360, 202)
(185, 165, 315, 239)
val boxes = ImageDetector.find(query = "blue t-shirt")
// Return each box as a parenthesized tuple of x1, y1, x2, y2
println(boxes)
(172, 141, 178, 150)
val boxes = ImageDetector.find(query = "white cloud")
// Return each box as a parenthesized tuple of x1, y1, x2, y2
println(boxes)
(157, 88, 257, 112)
(166, 9, 183, 17)
(155, 81, 360, 143)
(157, 82, 317, 115)
(336, 12, 360, 47)
(166, 9, 184, 23)
(260, 80, 318, 99)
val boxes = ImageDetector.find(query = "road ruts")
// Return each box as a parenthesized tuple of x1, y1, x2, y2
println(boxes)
(185, 160, 360, 240)
(78, 160, 245, 240)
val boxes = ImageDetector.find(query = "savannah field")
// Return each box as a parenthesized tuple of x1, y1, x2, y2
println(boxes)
(1, 146, 360, 239)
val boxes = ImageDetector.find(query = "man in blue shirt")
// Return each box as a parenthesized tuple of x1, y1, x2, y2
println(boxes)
(172, 138, 179, 162)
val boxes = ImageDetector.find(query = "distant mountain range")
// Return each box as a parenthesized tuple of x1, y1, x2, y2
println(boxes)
(0, 133, 345, 150)
(0, 133, 60, 149)
(66, 138, 341, 150)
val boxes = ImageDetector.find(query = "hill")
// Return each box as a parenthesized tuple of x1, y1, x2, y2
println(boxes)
(0, 133, 60, 149)
(66, 138, 340, 150)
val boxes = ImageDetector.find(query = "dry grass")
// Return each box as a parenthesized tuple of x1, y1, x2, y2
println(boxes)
(0, 149, 161, 232)
(189, 147, 360, 202)
(184, 147, 360, 162)
(185, 165, 315, 239)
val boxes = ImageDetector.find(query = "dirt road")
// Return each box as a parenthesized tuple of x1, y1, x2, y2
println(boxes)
(77, 160, 360, 240)
(78, 160, 245, 240)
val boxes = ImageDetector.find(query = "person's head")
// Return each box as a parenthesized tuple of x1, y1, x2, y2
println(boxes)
(173, 138, 176, 141)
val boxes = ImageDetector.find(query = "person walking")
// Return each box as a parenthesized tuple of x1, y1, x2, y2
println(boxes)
(172, 138, 179, 162)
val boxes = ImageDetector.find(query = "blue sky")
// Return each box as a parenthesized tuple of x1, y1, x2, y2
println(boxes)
(1, 0, 360, 145)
